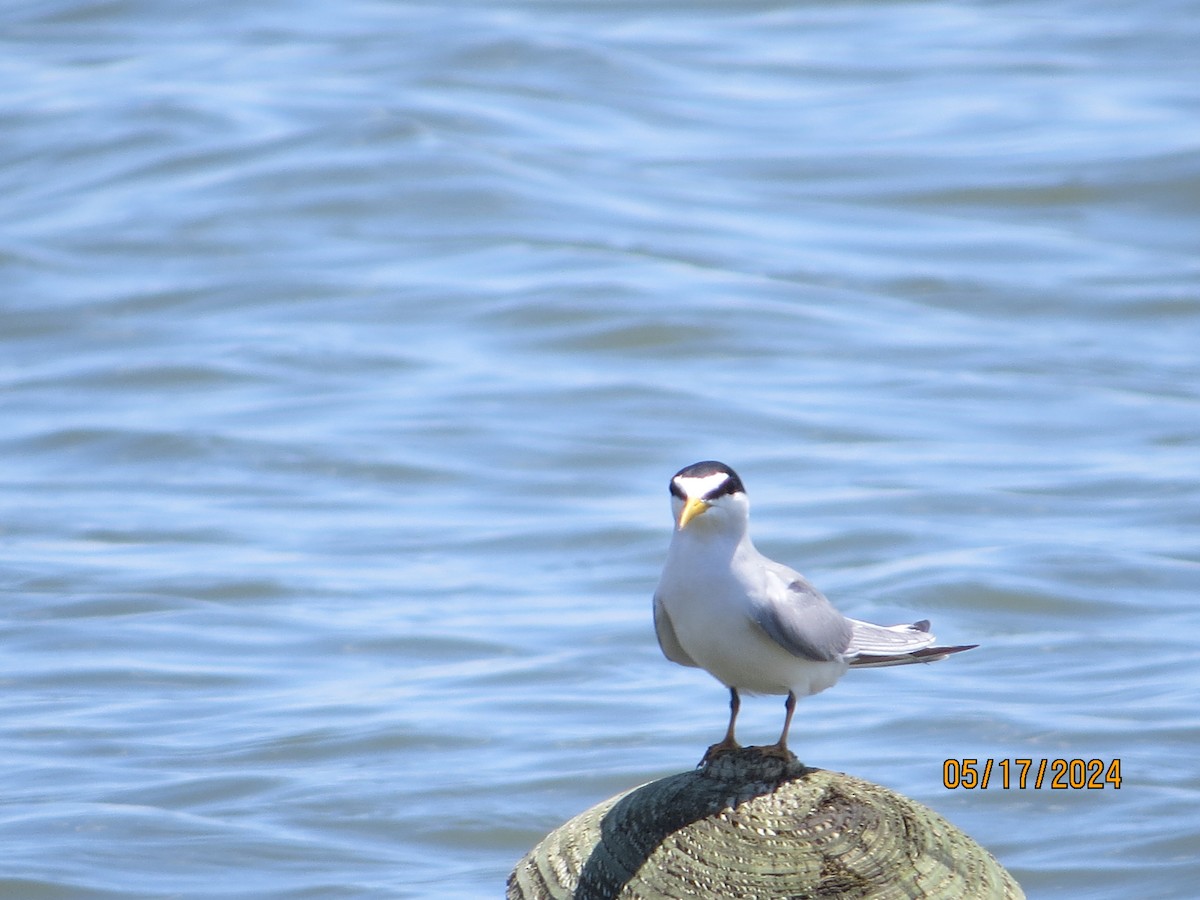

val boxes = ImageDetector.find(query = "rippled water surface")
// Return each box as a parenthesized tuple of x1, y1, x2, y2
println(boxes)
(3, 1, 1199, 897)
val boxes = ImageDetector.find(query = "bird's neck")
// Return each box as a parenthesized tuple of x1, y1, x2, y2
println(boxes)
(672, 524, 753, 565)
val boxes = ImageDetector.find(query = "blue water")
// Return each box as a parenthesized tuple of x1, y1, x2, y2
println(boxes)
(3, 1, 1199, 897)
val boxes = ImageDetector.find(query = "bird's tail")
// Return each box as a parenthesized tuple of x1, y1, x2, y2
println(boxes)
(845, 618, 977, 668)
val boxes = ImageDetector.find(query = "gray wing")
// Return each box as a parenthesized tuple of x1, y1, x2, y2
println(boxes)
(653, 593, 700, 668)
(749, 571, 853, 663)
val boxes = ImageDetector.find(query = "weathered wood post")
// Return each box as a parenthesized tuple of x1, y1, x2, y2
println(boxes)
(508, 749, 1022, 899)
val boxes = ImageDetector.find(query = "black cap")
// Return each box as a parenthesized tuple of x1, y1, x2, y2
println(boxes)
(669, 461, 746, 499)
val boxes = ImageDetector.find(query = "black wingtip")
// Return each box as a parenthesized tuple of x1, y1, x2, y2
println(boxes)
(915, 643, 978, 659)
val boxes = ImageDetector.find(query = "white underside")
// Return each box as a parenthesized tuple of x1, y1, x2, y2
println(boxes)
(657, 530, 850, 697)
(676, 611, 848, 696)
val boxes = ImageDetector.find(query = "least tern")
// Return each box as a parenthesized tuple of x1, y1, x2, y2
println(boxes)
(654, 460, 976, 760)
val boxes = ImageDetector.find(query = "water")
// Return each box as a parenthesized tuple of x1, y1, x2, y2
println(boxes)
(3, 1, 1198, 897)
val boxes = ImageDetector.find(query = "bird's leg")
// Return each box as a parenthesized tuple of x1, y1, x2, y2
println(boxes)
(701, 687, 742, 762)
(721, 686, 742, 747)
(756, 691, 797, 760)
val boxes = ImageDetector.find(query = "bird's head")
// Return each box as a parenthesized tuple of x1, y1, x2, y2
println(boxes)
(669, 460, 749, 534)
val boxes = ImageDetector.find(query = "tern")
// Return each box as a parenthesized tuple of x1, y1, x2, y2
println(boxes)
(653, 460, 976, 760)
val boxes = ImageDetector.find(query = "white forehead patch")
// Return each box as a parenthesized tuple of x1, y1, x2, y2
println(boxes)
(675, 471, 731, 499)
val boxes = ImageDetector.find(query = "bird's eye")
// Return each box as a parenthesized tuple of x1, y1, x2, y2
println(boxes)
(669, 480, 685, 499)
(703, 475, 740, 501)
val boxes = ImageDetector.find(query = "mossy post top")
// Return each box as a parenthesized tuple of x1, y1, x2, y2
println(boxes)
(508, 749, 1023, 900)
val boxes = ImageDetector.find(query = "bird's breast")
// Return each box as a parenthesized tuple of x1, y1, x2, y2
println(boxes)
(658, 567, 845, 697)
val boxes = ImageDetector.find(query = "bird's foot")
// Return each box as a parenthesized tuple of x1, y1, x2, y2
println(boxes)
(749, 741, 796, 762)
(699, 737, 742, 766)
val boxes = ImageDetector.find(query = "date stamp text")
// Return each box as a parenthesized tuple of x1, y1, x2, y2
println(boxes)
(942, 758, 1121, 790)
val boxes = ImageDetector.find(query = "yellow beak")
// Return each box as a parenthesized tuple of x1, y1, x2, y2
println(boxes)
(677, 497, 710, 529)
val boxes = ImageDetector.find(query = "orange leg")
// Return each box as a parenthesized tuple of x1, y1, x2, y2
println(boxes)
(701, 687, 742, 761)
(756, 691, 796, 760)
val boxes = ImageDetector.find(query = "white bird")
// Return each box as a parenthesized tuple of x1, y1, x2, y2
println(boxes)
(653, 460, 976, 760)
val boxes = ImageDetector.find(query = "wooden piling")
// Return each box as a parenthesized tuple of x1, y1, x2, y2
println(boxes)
(508, 749, 1022, 900)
